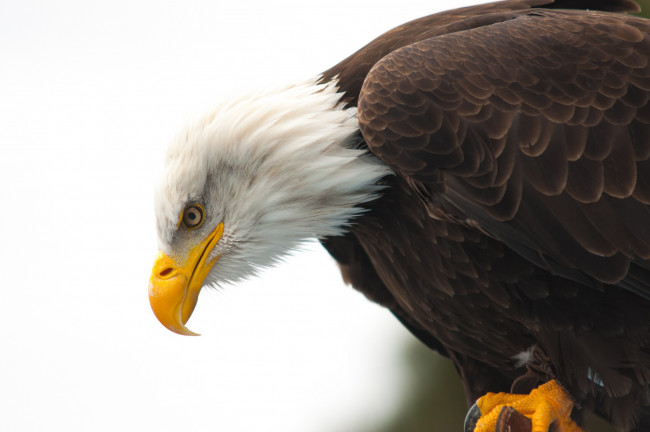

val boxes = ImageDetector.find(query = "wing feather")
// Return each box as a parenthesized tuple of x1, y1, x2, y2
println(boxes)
(358, 10, 650, 296)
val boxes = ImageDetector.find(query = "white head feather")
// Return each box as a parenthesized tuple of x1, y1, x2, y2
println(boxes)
(154, 78, 391, 287)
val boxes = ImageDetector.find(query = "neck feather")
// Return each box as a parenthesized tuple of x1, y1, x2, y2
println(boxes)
(160, 77, 391, 285)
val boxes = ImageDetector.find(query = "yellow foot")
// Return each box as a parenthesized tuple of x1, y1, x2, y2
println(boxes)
(470, 380, 584, 432)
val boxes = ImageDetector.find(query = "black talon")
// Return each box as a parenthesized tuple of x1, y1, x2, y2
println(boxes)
(464, 402, 482, 432)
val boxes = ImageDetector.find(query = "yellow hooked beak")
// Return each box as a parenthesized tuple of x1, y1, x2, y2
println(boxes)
(148, 223, 224, 336)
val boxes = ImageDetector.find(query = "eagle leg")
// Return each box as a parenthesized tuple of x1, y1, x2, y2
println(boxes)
(467, 380, 584, 432)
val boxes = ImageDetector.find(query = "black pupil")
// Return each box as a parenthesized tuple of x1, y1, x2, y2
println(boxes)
(188, 213, 196, 220)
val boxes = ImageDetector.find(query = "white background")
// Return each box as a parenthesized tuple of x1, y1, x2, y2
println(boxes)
(0, 1, 485, 431)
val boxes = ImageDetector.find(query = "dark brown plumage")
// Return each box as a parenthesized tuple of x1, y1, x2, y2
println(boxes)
(320, 1, 650, 430)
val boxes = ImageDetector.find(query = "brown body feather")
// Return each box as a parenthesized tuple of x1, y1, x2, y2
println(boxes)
(321, 1, 650, 430)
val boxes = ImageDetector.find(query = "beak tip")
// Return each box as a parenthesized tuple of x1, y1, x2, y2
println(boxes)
(148, 275, 200, 336)
(172, 324, 201, 337)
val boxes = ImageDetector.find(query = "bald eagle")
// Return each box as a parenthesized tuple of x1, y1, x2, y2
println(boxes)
(149, 1, 650, 431)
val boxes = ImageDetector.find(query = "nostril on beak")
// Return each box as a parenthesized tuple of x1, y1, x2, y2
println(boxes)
(159, 268, 173, 277)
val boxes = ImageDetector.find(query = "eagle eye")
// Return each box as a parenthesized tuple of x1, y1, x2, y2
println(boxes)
(182, 204, 204, 229)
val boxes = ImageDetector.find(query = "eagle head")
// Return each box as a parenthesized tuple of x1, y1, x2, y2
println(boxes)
(148, 78, 390, 335)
